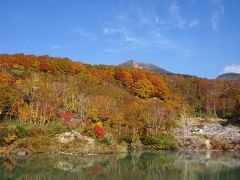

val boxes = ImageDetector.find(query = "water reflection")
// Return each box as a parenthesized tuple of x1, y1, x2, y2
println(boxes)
(0, 151, 240, 180)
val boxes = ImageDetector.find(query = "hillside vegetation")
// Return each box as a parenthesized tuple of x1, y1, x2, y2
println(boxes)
(0, 54, 240, 153)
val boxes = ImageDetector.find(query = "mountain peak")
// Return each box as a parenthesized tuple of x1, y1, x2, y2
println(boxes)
(122, 60, 145, 69)
(120, 60, 173, 75)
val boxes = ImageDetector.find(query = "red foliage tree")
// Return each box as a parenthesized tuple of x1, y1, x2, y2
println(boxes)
(114, 71, 133, 88)
(39, 62, 49, 72)
(62, 111, 73, 121)
(94, 124, 105, 137)
(61, 111, 78, 126)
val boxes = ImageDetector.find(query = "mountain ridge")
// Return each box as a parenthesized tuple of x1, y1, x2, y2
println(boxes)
(216, 73, 240, 81)
(119, 60, 173, 75)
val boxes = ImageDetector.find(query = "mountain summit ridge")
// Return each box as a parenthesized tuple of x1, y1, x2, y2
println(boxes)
(119, 60, 173, 75)
(217, 73, 240, 80)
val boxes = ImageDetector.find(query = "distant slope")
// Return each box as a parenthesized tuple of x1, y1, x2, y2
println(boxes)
(216, 73, 240, 80)
(120, 60, 173, 75)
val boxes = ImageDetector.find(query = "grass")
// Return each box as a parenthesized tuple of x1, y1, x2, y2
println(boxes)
(0, 120, 117, 155)
(5, 120, 75, 135)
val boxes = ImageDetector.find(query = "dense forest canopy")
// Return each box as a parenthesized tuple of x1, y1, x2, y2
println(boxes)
(0, 53, 240, 142)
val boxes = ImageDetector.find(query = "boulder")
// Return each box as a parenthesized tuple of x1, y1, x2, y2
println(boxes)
(57, 131, 95, 145)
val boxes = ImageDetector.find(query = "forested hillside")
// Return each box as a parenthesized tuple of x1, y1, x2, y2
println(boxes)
(0, 54, 240, 152)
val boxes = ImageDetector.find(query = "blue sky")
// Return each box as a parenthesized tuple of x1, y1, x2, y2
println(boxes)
(0, 0, 240, 78)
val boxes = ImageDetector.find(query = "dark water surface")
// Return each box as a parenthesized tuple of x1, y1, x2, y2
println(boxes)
(1, 151, 240, 180)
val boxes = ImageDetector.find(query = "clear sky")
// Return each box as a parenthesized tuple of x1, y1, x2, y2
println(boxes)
(0, 0, 240, 78)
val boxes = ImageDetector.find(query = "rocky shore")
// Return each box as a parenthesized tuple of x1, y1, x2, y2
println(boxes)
(173, 119, 240, 150)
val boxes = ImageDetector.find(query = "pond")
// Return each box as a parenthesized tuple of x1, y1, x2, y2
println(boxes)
(0, 151, 240, 180)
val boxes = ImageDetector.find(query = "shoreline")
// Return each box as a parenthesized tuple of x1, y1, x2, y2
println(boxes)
(1, 144, 240, 157)
(1, 118, 240, 156)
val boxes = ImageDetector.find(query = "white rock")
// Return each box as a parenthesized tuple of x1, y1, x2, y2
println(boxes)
(57, 131, 95, 145)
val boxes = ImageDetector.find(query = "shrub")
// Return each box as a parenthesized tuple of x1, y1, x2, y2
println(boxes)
(157, 134, 178, 150)
(4, 134, 17, 144)
(0, 129, 9, 146)
(39, 62, 49, 72)
(102, 118, 110, 127)
(61, 111, 78, 127)
(99, 137, 111, 145)
(94, 124, 105, 137)
(140, 135, 158, 146)
(16, 125, 30, 138)
(0, 128, 18, 146)
(83, 127, 95, 137)
(140, 134, 178, 150)
(120, 135, 133, 144)
(51, 124, 63, 133)
(62, 111, 73, 121)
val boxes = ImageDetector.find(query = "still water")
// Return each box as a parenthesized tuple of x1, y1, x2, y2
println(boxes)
(0, 151, 240, 180)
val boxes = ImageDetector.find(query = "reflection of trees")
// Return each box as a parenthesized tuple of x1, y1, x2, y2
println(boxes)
(0, 152, 240, 179)
(175, 151, 240, 180)
(108, 152, 182, 179)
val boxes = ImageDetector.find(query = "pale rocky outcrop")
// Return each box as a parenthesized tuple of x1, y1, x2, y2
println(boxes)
(173, 119, 240, 150)
(57, 131, 95, 145)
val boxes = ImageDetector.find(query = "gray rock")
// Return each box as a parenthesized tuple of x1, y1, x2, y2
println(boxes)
(173, 120, 240, 150)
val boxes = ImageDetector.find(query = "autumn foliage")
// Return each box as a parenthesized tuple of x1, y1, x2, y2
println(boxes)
(62, 112, 73, 121)
(115, 68, 169, 99)
(0, 53, 240, 134)
(94, 124, 105, 137)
